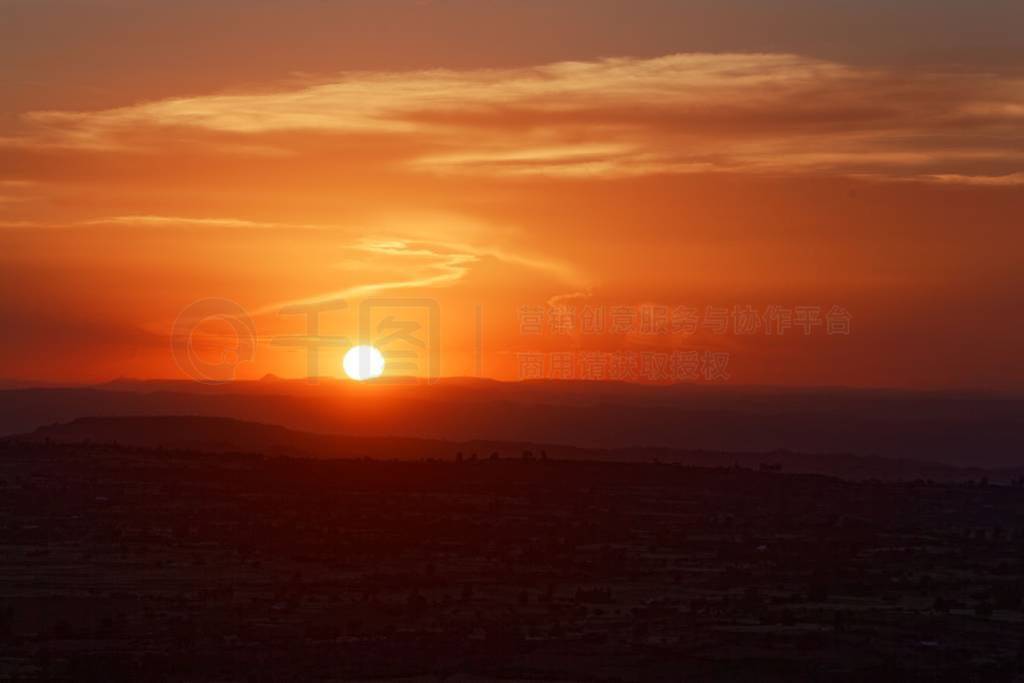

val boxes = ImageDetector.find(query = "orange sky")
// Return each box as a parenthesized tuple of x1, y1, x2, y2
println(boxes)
(1, 1, 1022, 389)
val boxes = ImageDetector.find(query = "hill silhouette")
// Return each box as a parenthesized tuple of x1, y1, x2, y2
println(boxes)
(15, 415, 1016, 483)
(1, 379, 1022, 467)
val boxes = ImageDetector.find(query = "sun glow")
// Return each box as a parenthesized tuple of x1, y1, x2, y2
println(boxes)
(342, 345, 386, 381)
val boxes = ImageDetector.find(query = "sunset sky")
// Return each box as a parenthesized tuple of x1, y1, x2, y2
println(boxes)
(2, 0, 1022, 388)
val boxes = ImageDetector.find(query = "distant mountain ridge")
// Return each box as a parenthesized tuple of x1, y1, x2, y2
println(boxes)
(0, 380, 1022, 467)
(11, 415, 1017, 483)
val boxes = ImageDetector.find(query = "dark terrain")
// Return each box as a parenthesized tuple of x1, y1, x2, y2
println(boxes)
(2, 379, 1024, 467)
(2, 436, 1023, 681)
(22, 415, 1021, 483)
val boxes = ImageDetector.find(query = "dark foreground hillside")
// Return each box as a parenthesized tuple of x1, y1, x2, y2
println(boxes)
(1, 440, 1023, 681)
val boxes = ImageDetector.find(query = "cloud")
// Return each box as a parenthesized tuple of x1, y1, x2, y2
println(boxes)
(547, 290, 593, 307)
(310, 238, 479, 302)
(82, 215, 328, 230)
(16, 53, 1024, 180)
(78, 211, 586, 315)
(0, 180, 40, 207)
(923, 172, 1024, 186)
(249, 238, 479, 316)
(70, 211, 588, 310)
(257, 233, 589, 315)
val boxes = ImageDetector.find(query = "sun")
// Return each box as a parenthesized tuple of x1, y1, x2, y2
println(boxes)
(342, 345, 386, 381)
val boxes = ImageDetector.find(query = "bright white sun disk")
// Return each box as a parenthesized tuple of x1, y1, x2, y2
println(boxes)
(343, 345, 385, 381)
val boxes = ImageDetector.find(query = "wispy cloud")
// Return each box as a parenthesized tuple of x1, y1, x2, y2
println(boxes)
(249, 239, 475, 315)
(0, 180, 40, 207)
(923, 172, 1024, 186)
(82, 215, 328, 230)
(82, 212, 586, 314)
(257, 233, 589, 315)
(16, 53, 1024, 181)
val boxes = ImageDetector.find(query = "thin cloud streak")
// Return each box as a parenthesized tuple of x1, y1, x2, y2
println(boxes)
(251, 234, 588, 316)
(250, 240, 476, 316)
(924, 172, 1024, 186)
(82, 215, 330, 230)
